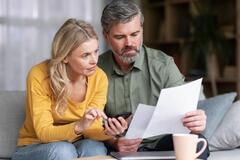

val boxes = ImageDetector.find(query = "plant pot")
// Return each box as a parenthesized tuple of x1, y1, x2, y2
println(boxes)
(206, 54, 220, 96)
(206, 54, 220, 79)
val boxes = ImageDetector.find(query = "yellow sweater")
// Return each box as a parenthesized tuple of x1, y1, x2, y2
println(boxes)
(17, 60, 110, 146)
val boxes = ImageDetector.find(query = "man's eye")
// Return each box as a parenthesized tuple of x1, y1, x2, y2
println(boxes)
(131, 33, 138, 37)
(115, 36, 123, 40)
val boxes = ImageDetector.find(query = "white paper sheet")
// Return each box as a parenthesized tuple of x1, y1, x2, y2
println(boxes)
(125, 104, 155, 139)
(125, 78, 202, 139)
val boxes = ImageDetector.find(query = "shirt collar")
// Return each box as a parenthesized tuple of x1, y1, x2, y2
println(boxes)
(133, 46, 145, 71)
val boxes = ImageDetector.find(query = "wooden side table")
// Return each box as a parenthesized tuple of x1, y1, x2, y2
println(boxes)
(75, 155, 116, 160)
(75, 155, 202, 160)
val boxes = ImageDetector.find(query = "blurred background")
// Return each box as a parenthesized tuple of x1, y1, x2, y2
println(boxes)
(142, 0, 239, 97)
(0, 0, 239, 98)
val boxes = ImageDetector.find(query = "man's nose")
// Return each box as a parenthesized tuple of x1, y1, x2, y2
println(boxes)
(125, 37, 133, 46)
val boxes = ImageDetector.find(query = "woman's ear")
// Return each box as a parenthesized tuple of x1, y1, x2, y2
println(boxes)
(63, 57, 68, 64)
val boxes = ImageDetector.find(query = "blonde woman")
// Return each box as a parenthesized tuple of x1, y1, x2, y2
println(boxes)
(12, 18, 120, 160)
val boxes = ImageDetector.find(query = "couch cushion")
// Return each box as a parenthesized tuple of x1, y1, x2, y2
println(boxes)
(209, 100, 240, 151)
(0, 91, 25, 158)
(209, 148, 240, 160)
(197, 92, 236, 139)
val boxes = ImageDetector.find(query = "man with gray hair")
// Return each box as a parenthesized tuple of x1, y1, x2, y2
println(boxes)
(98, 0, 209, 159)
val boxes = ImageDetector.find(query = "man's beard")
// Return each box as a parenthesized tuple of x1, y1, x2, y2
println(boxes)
(113, 44, 142, 64)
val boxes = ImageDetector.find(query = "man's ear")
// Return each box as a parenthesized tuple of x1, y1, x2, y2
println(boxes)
(103, 31, 109, 42)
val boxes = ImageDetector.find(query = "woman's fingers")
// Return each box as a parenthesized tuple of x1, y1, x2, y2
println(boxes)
(85, 108, 97, 120)
(87, 107, 107, 119)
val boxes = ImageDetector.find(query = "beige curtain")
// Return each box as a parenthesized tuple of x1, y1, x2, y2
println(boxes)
(0, 0, 107, 90)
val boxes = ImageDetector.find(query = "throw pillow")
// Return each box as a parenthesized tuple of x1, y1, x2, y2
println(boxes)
(209, 100, 240, 151)
(197, 92, 236, 140)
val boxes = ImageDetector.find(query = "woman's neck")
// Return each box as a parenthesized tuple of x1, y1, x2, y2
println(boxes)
(66, 65, 86, 85)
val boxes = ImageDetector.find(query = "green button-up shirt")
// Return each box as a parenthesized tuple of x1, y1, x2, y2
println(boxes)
(98, 45, 185, 149)
(98, 45, 185, 117)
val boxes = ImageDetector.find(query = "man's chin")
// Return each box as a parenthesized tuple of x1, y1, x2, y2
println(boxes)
(122, 51, 138, 56)
(112, 50, 139, 63)
(120, 55, 138, 64)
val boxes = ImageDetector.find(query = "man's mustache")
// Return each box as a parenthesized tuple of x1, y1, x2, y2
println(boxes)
(120, 46, 139, 55)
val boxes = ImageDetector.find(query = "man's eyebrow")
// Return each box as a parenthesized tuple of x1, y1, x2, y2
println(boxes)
(131, 30, 140, 34)
(113, 30, 140, 37)
(113, 34, 124, 36)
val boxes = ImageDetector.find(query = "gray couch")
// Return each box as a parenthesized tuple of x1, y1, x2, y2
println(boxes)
(0, 91, 25, 159)
(0, 91, 239, 159)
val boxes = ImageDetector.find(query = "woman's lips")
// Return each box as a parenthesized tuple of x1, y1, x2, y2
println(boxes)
(88, 66, 96, 71)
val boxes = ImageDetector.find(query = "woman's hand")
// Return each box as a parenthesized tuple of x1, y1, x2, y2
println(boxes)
(104, 116, 129, 137)
(74, 107, 107, 134)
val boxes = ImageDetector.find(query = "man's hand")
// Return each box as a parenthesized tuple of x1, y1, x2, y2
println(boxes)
(182, 109, 207, 134)
(106, 137, 142, 152)
(116, 137, 142, 152)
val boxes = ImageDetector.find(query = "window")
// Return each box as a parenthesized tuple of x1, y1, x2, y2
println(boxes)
(0, 0, 106, 90)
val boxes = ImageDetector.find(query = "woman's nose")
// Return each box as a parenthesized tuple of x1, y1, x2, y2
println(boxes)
(90, 54, 98, 64)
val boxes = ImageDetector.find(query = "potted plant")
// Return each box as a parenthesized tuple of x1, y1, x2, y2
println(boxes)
(184, 0, 229, 95)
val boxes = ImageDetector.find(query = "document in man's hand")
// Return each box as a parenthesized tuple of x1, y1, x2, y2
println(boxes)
(125, 78, 202, 139)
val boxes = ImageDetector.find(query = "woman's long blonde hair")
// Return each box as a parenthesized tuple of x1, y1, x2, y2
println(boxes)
(49, 18, 98, 115)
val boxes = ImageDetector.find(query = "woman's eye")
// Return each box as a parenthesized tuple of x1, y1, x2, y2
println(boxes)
(95, 49, 99, 54)
(81, 53, 89, 58)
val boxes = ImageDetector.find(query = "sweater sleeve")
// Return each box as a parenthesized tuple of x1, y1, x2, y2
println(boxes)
(27, 68, 79, 143)
(83, 69, 111, 140)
